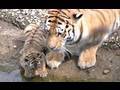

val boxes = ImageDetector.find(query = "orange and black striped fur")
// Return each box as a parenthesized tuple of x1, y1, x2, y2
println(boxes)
(45, 9, 120, 69)
(19, 24, 48, 78)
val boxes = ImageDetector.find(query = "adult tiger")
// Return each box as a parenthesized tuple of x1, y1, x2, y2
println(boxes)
(45, 9, 120, 69)
(19, 24, 48, 78)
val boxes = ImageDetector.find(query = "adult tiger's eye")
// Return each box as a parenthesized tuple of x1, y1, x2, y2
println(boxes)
(58, 22, 62, 25)
(48, 20, 52, 22)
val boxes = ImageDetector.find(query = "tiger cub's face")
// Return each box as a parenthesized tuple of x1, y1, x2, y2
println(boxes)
(20, 52, 45, 78)
(45, 9, 83, 51)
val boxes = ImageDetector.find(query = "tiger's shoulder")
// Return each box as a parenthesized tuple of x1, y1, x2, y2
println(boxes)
(24, 23, 47, 51)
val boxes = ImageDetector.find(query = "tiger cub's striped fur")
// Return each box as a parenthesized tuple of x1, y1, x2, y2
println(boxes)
(19, 24, 48, 78)
(45, 9, 120, 69)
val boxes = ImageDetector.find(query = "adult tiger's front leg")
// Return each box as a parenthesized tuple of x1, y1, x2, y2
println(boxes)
(78, 45, 99, 69)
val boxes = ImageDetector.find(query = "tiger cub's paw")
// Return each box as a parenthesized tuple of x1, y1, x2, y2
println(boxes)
(46, 51, 65, 69)
(34, 53, 48, 78)
(35, 68, 48, 77)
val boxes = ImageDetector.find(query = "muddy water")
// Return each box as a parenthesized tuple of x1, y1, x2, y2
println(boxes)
(0, 70, 23, 82)
(0, 55, 25, 82)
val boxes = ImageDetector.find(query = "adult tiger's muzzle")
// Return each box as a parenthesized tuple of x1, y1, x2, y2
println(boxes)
(47, 35, 63, 50)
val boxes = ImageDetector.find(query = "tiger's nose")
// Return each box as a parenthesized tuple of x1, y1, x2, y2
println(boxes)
(49, 46, 56, 50)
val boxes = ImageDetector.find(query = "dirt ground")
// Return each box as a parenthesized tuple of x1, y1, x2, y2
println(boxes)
(0, 20, 120, 82)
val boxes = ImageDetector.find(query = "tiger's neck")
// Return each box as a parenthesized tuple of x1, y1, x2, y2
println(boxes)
(73, 23, 81, 43)
(73, 17, 89, 44)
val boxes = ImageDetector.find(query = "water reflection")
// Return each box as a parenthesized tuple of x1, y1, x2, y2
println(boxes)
(0, 70, 25, 82)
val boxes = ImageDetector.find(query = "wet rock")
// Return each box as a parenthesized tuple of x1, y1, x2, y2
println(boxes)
(103, 69, 111, 75)
(102, 31, 120, 49)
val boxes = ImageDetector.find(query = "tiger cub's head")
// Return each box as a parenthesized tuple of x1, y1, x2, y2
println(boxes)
(45, 9, 83, 52)
(19, 48, 46, 78)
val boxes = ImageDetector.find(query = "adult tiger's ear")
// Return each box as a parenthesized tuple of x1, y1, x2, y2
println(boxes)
(73, 13, 83, 20)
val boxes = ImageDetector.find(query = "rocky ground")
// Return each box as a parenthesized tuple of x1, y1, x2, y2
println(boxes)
(0, 9, 120, 82)
(0, 9, 47, 30)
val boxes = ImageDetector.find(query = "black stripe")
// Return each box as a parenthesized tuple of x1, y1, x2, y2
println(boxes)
(60, 9, 71, 19)
(48, 16, 55, 18)
(60, 10, 68, 17)
(68, 29, 71, 36)
(60, 15, 70, 19)
(48, 15, 65, 23)
(48, 10, 60, 14)
(66, 9, 71, 12)
(73, 23, 83, 44)
(65, 50, 72, 59)
(66, 23, 83, 45)
(56, 16, 65, 22)
(63, 30, 66, 38)
(72, 25, 75, 37)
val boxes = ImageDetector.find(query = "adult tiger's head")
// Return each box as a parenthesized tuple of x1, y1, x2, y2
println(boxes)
(45, 9, 84, 52)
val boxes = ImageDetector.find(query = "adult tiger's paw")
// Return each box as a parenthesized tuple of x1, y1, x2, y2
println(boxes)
(78, 58, 96, 69)
(46, 51, 65, 69)
(78, 45, 98, 69)
(78, 50, 96, 69)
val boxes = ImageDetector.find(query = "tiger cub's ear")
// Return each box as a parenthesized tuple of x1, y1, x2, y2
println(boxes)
(73, 13, 83, 20)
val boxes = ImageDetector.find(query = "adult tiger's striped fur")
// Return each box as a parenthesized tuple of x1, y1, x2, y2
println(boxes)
(45, 9, 120, 69)
(19, 24, 48, 78)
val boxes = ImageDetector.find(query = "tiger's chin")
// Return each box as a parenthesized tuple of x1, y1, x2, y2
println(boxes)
(45, 50, 65, 69)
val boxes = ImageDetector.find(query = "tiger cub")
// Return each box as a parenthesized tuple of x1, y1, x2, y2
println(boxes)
(45, 9, 120, 69)
(19, 24, 48, 78)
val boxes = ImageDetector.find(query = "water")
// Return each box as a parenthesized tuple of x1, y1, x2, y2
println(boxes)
(0, 70, 24, 82)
